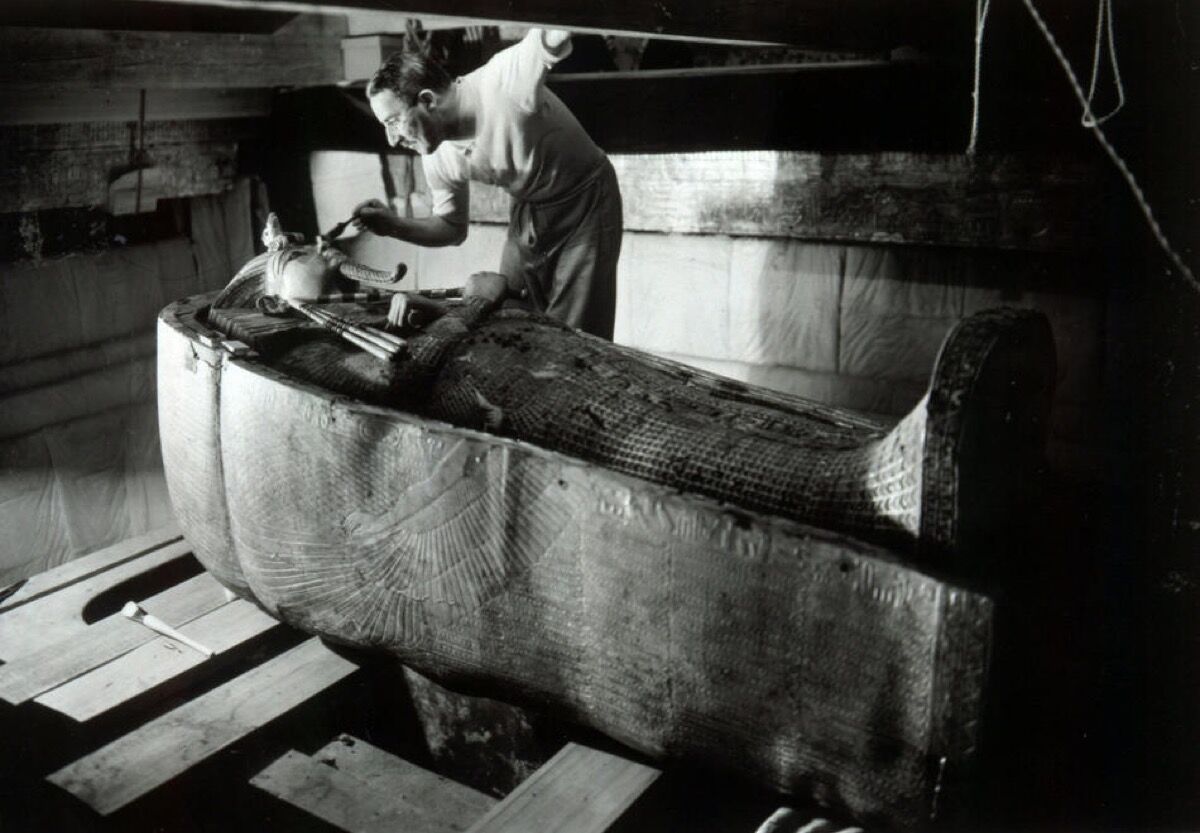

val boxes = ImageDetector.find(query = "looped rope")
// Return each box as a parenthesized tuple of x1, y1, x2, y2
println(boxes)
(1022, 0, 1198, 295)
(1080, 0, 1125, 127)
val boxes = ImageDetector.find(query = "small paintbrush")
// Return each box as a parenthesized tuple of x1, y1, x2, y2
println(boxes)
(321, 216, 354, 244)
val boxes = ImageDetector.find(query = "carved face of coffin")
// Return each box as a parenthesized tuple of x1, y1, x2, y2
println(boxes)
(266, 248, 338, 302)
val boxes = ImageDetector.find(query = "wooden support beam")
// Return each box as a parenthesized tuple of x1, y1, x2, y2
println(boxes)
(604, 151, 1104, 252)
(290, 121, 1102, 251)
(0, 0, 299, 34)
(0, 26, 343, 89)
(124, 0, 969, 50)
(1, 119, 260, 153)
(0, 87, 272, 126)
(2, 142, 236, 213)
(0, 119, 260, 212)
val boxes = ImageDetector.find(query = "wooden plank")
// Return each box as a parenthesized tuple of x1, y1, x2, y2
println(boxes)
(466, 744, 660, 833)
(342, 34, 405, 83)
(0, 87, 272, 126)
(0, 120, 259, 214)
(1, 119, 264, 154)
(313, 734, 496, 819)
(0, 140, 240, 213)
(252, 750, 417, 833)
(125, 0, 968, 51)
(0, 523, 180, 615)
(0, 1, 299, 34)
(0, 572, 227, 704)
(253, 743, 491, 833)
(0, 538, 194, 659)
(455, 150, 1103, 252)
(553, 60, 894, 82)
(0, 27, 343, 89)
(35, 599, 282, 722)
(607, 151, 1104, 251)
(47, 637, 359, 815)
(345, 12, 529, 37)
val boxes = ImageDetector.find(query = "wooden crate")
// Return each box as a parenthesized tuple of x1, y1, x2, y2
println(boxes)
(0, 529, 865, 833)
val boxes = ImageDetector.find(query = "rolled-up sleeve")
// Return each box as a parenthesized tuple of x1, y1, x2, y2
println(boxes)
(423, 152, 469, 227)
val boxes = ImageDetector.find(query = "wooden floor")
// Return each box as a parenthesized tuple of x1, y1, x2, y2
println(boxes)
(0, 527, 864, 833)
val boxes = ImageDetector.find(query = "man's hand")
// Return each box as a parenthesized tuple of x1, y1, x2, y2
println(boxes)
(386, 272, 507, 330)
(386, 293, 453, 330)
(352, 199, 400, 236)
(352, 202, 468, 248)
(465, 271, 509, 303)
(386, 292, 411, 329)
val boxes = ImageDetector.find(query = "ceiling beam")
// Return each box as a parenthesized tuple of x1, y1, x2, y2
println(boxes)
(121, 0, 968, 50)
(0, 26, 343, 88)
(0, 87, 272, 125)
(0, 0, 297, 34)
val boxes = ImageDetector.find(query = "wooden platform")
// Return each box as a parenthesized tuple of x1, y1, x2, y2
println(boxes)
(0, 528, 867, 832)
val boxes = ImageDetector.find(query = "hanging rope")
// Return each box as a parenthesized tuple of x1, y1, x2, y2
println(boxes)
(1081, 0, 1125, 126)
(966, 0, 992, 155)
(1021, 0, 1199, 295)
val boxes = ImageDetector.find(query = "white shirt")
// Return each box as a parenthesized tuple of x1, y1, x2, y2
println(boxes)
(422, 30, 607, 225)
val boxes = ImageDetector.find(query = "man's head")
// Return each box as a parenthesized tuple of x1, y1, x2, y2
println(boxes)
(367, 49, 453, 155)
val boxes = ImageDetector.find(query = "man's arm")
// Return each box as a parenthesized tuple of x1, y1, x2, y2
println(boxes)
(353, 200, 467, 247)
(493, 28, 574, 111)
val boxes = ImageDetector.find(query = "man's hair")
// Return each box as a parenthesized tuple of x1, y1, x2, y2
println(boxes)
(367, 29, 451, 104)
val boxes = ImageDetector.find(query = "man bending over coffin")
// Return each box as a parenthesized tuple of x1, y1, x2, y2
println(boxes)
(355, 28, 622, 340)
